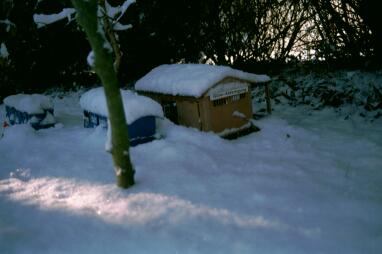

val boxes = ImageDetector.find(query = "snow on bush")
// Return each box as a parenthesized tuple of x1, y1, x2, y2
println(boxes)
(0, 43, 9, 58)
(105, 0, 135, 20)
(254, 68, 382, 119)
(33, 8, 76, 28)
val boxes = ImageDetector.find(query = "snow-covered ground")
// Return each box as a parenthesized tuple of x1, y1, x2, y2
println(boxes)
(0, 88, 381, 254)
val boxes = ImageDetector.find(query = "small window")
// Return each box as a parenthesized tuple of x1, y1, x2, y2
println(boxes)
(231, 94, 240, 101)
(231, 93, 246, 102)
(213, 98, 228, 107)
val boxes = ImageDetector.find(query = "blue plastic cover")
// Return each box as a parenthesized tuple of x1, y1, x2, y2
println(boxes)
(5, 106, 55, 130)
(83, 110, 157, 146)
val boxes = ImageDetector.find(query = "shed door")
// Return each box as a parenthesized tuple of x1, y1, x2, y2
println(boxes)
(176, 100, 202, 130)
(162, 101, 179, 124)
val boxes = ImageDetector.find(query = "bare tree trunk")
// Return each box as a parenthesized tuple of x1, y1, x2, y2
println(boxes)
(71, 0, 134, 188)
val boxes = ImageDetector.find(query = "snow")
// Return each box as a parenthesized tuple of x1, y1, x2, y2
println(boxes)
(0, 19, 15, 32)
(40, 111, 56, 125)
(0, 43, 9, 58)
(113, 22, 132, 31)
(218, 121, 252, 136)
(232, 110, 247, 119)
(3, 94, 54, 114)
(96, 6, 113, 53)
(267, 69, 382, 119)
(0, 84, 382, 253)
(105, 0, 136, 22)
(79, 87, 163, 124)
(33, 8, 76, 29)
(135, 64, 271, 97)
(87, 51, 95, 67)
(105, 120, 112, 152)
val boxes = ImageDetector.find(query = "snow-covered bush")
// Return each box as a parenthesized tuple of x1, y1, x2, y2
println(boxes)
(253, 68, 382, 119)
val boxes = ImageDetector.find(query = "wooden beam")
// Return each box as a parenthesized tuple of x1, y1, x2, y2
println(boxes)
(264, 83, 272, 114)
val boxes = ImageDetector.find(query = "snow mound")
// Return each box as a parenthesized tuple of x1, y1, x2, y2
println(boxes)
(135, 64, 270, 97)
(79, 87, 163, 124)
(3, 94, 54, 114)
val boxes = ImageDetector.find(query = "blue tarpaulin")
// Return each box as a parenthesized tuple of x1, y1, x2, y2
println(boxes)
(83, 110, 157, 146)
(5, 106, 55, 130)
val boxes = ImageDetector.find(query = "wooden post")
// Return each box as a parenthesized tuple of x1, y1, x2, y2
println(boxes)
(264, 82, 272, 114)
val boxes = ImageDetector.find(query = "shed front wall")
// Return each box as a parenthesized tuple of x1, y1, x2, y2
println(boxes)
(200, 91, 252, 133)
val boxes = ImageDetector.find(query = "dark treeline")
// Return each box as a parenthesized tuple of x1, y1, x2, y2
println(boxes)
(0, 0, 381, 98)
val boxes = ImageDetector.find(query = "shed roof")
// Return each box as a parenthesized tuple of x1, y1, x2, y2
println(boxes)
(135, 64, 270, 97)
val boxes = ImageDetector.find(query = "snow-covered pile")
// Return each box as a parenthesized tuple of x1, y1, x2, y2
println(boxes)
(3, 94, 54, 114)
(79, 87, 163, 124)
(263, 69, 382, 119)
(135, 64, 270, 97)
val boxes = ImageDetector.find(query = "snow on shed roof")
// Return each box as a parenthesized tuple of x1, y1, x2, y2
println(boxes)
(135, 64, 271, 97)
(4, 94, 53, 114)
(80, 87, 163, 124)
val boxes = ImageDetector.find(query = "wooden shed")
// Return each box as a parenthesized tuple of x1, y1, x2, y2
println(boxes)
(135, 64, 271, 136)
